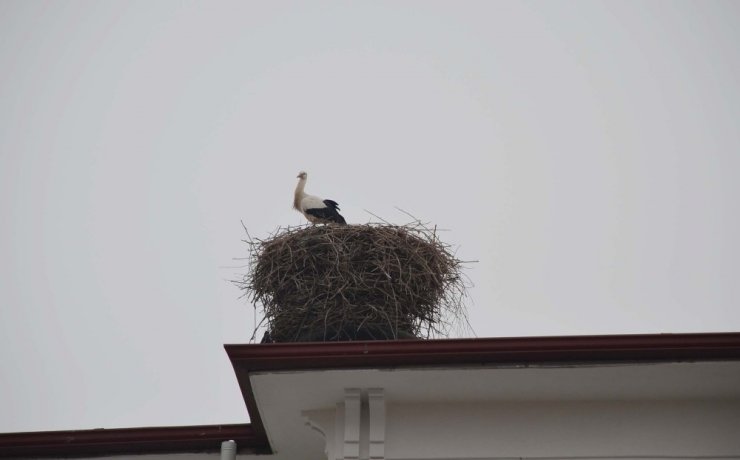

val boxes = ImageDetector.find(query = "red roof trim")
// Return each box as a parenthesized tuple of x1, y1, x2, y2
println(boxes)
(225, 332, 740, 372)
(0, 424, 257, 458)
(225, 332, 740, 455)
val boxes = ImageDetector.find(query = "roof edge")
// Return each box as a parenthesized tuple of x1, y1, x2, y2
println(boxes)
(225, 332, 740, 372)
(0, 423, 259, 458)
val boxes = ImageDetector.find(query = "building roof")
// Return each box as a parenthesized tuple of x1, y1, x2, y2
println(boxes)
(226, 332, 740, 456)
(2, 332, 740, 458)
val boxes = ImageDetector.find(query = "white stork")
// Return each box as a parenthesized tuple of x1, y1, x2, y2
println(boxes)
(293, 171, 347, 225)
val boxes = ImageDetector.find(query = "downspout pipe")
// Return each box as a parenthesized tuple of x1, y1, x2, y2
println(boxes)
(221, 440, 237, 460)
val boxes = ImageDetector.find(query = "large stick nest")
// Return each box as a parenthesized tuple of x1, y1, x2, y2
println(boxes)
(236, 223, 469, 342)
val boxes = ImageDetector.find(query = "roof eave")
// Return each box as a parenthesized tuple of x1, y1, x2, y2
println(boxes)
(0, 424, 258, 458)
(225, 332, 740, 373)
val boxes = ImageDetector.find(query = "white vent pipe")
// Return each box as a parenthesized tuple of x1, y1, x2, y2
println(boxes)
(221, 440, 237, 460)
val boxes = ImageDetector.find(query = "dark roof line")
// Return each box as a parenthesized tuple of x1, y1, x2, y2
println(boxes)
(225, 332, 740, 373)
(0, 424, 257, 458)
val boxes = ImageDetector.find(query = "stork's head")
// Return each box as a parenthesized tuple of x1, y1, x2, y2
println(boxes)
(297, 171, 307, 180)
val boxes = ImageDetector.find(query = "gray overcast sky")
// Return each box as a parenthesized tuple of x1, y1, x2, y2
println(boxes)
(1, 0, 739, 433)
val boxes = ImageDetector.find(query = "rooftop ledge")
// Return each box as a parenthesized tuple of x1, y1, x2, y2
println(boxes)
(225, 331, 740, 372)
(3, 332, 740, 458)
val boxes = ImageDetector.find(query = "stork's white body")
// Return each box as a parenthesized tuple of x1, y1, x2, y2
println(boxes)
(297, 195, 328, 223)
(293, 172, 347, 225)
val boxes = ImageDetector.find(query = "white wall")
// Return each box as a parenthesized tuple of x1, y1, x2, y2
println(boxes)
(262, 363, 740, 460)
(384, 400, 740, 460)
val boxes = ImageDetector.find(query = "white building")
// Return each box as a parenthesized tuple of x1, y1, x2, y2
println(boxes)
(2, 333, 740, 460)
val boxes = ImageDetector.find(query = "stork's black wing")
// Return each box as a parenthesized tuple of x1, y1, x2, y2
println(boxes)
(323, 199, 340, 210)
(305, 200, 347, 224)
